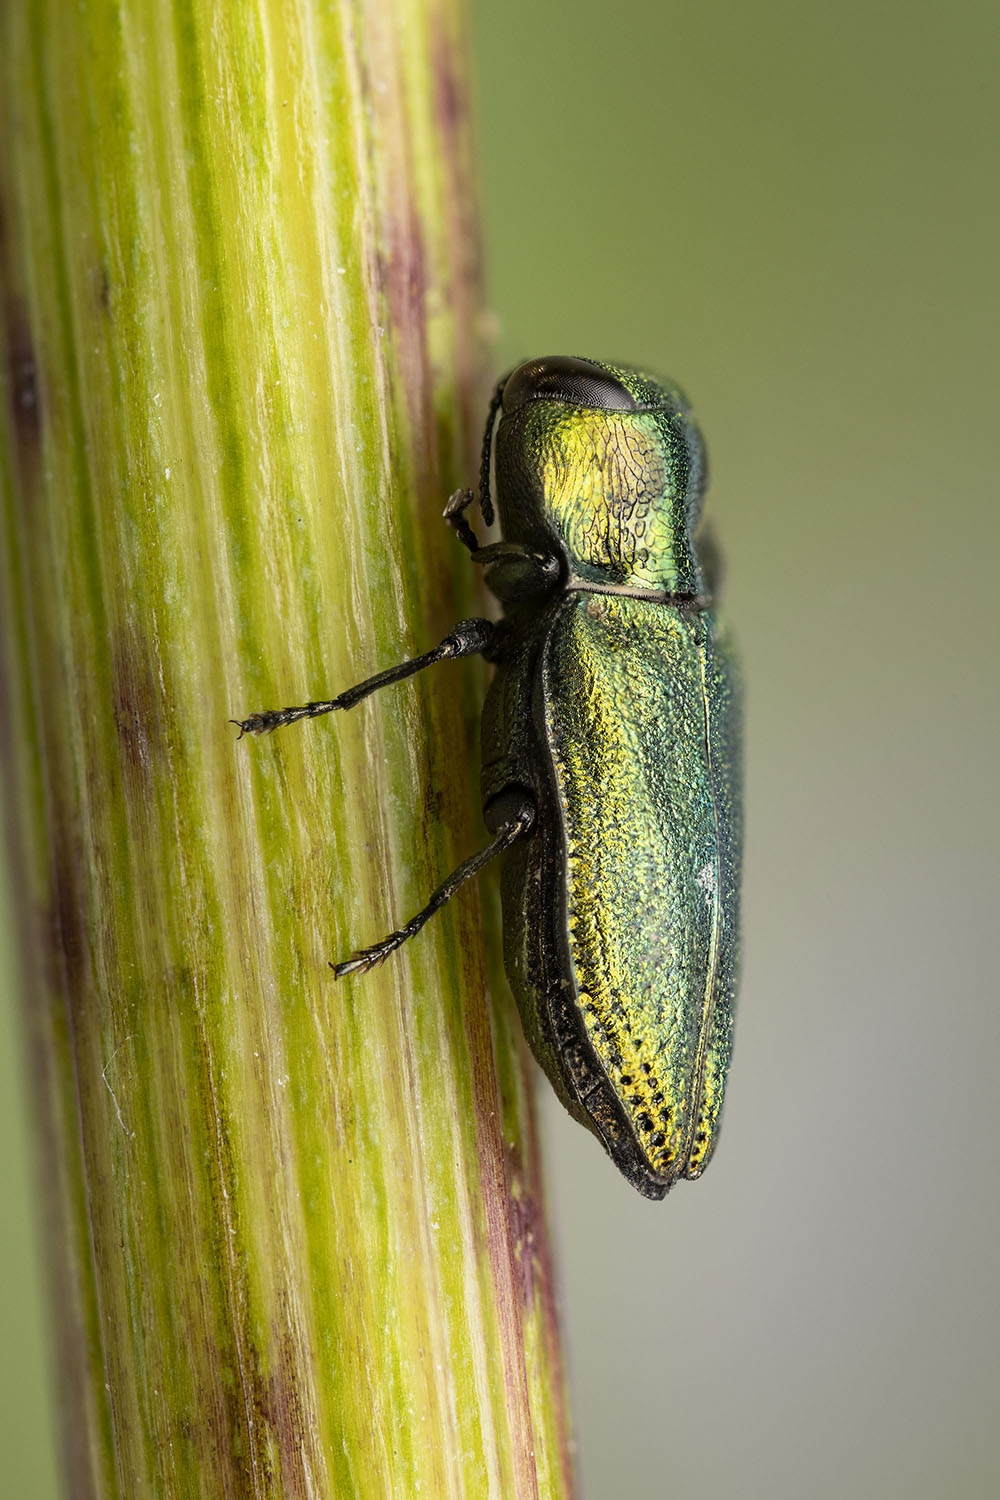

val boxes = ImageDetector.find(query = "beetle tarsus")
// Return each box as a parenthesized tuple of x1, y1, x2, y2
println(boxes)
(232, 701, 346, 736)
(331, 942, 399, 978)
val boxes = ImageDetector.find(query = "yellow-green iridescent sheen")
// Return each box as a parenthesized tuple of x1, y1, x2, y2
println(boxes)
(543, 593, 741, 1182)
(495, 393, 705, 596)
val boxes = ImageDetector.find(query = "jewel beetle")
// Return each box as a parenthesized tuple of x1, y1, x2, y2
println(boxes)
(236, 356, 742, 1199)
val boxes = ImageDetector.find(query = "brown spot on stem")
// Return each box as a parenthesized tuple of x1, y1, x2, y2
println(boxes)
(506, 1149, 543, 1314)
(44, 806, 98, 1037)
(0, 199, 45, 496)
(263, 1319, 313, 1498)
(6, 309, 42, 448)
(93, 262, 111, 315)
(112, 635, 168, 806)
(383, 205, 429, 398)
(50, 826, 88, 983)
(433, 29, 464, 142)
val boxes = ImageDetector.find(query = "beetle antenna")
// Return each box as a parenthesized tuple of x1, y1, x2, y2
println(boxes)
(477, 374, 507, 529)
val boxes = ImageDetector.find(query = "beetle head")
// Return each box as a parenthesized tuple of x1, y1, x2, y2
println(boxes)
(488, 356, 708, 595)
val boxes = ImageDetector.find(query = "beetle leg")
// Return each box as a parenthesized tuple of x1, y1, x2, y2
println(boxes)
(445, 489, 560, 600)
(443, 488, 480, 553)
(332, 795, 535, 977)
(233, 617, 500, 736)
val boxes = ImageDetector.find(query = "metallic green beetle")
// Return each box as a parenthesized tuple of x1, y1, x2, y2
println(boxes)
(237, 356, 742, 1199)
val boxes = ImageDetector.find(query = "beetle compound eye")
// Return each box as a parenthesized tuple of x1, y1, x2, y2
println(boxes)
(501, 355, 640, 415)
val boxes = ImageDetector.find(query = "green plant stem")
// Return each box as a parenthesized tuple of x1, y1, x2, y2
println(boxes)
(0, 1, 575, 1495)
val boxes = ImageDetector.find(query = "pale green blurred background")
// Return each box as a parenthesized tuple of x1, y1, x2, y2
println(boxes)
(3, 0, 998, 1495)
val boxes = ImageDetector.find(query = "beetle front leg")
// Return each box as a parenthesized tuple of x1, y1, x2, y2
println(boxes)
(233, 616, 501, 736)
(443, 490, 560, 600)
(443, 488, 481, 553)
(333, 792, 535, 977)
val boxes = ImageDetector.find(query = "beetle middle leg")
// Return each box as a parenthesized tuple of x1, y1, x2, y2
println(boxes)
(233, 616, 502, 736)
(333, 792, 535, 977)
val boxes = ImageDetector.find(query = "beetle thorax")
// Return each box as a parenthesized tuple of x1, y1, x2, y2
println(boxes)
(496, 404, 704, 595)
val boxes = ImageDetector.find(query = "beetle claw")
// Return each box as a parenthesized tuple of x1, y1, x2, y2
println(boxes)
(232, 713, 273, 737)
(331, 942, 396, 979)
